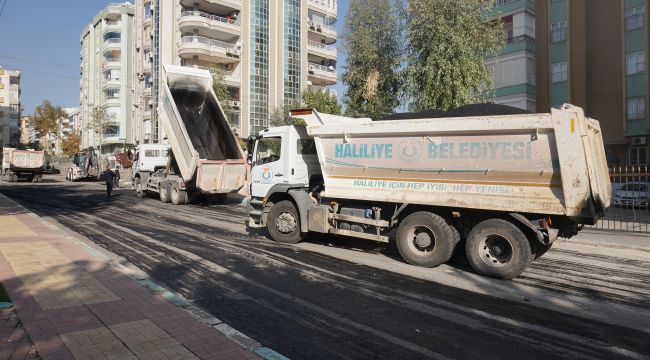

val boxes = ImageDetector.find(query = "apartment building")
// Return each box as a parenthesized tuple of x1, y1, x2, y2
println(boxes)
(132, 0, 338, 143)
(0, 67, 21, 148)
(487, 0, 537, 111)
(79, 2, 136, 156)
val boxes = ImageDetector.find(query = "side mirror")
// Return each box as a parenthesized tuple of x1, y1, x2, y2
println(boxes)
(246, 136, 255, 165)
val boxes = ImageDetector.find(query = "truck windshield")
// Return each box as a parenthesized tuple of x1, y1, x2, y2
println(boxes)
(257, 137, 281, 164)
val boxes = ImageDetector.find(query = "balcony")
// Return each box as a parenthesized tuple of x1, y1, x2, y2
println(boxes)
(178, 11, 241, 40)
(308, 20, 337, 44)
(142, 61, 152, 73)
(104, 95, 121, 105)
(308, 0, 337, 19)
(182, 61, 241, 86)
(103, 57, 121, 69)
(103, 21, 122, 34)
(200, 0, 241, 10)
(178, 36, 241, 63)
(308, 85, 337, 97)
(307, 62, 337, 85)
(102, 78, 121, 90)
(103, 37, 122, 50)
(308, 39, 337, 60)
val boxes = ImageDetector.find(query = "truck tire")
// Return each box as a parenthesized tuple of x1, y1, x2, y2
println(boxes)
(30, 177, 36, 183)
(465, 218, 533, 279)
(267, 200, 306, 244)
(396, 212, 454, 268)
(159, 183, 171, 203)
(135, 177, 146, 198)
(170, 184, 186, 205)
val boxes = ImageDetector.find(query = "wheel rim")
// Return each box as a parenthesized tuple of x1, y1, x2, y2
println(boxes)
(276, 212, 297, 234)
(478, 234, 513, 268)
(406, 225, 436, 254)
(136, 181, 142, 193)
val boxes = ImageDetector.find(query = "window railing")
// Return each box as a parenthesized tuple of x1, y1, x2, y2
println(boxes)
(105, 38, 121, 44)
(506, 34, 535, 45)
(104, 57, 120, 63)
(309, 0, 337, 12)
(180, 11, 240, 26)
(495, 0, 516, 6)
(179, 36, 238, 52)
(308, 20, 336, 33)
(105, 20, 121, 26)
(308, 40, 336, 53)
(308, 62, 336, 75)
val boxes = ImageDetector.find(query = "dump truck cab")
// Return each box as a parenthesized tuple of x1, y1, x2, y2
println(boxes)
(249, 126, 321, 199)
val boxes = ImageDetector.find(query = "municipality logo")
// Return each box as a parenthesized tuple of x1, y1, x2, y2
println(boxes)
(397, 139, 423, 163)
(261, 166, 273, 183)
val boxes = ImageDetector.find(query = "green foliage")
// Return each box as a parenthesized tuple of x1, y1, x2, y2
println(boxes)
(60, 133, 81, 157)
(302, 89, 342, 115)
(405, 0, 504, 111)
(269, 104, 305, 127)
(342, 0, 403, 119)
(33, 100, 67, 139)
(211, 69, 234, 115)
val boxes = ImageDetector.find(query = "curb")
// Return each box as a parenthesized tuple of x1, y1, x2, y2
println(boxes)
(0, 193, 289, 360)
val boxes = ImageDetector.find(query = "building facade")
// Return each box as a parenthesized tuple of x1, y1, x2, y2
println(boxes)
(0, 67, 21, 148)
(487, 0, 537, 111)
(79, 3, 136, 156)
(132, 0, 337, 143)
(488, 0, 650, 166)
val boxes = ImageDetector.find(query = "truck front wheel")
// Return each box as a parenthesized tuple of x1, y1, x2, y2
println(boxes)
(135, 177, 146, 198)
(396, 212, 454, 268)
(159, 183, 171, 203)
(465, 218, 533, 279)
(267, 200, 306, 244)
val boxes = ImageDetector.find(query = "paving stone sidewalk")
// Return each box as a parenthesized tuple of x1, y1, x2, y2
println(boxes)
(0, 194, 259, 360)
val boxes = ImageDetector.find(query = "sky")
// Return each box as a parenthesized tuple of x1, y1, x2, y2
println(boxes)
(0, 0, 349, 116)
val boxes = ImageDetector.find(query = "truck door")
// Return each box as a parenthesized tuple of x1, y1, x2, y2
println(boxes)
(251, 134, 287, 197)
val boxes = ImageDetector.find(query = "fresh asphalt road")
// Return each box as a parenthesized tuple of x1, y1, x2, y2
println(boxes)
(1, 174, 649, 360)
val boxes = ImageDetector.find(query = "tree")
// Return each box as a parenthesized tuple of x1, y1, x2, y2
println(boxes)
(33, 100, 67, 139)
(211, 69, 234, 116)
(405, 0, 504, 111)
(269, 104, 305, 127)
(60, 133, 81, 157)
(302, 89, 342, 115)
(86, 105, 115, 164)
(342, 0, 403, 119)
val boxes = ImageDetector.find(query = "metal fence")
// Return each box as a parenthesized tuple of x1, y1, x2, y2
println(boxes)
(589, 166, 650, 233)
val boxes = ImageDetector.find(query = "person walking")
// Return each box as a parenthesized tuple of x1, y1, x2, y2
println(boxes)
(103, 165, 115, 197)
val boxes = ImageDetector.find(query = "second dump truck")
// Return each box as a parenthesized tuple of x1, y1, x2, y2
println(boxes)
(1, 147, 45, 183)
(133, 65, 246, 204)
(247, 104, 611, 279)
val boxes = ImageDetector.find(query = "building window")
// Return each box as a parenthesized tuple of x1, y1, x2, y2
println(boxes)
(551, 61, 567, 83)
(627, 97, 646, 120)
(144, 2, 152, 20)
(630, 146, 647, 165)
(625, 5, 645, 31)
(551, 21, 567, 43)
(627, 50, 646, 75)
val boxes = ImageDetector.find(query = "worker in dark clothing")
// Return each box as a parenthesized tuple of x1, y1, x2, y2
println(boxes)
(103, 166, 115, 197)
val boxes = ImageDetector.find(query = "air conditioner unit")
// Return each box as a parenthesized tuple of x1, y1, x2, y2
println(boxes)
(632, 136, 647, 146)
(316, 24, 322, 32)
(231, 101, 241, 108)
(309, 65, 315, 72)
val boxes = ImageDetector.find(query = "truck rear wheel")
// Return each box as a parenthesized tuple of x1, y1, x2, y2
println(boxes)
(465, 218, 533, 279)
(170, 184, 187, 205)
(267, 200, 306, 244)
(396, 212, 454, 268)
(159, 183, 171, 203)
(135, 177, 146, 198)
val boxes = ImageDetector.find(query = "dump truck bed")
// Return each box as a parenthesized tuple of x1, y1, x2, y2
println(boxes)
(2, 148, 45, 170)
(295, 104, 610, 222)
(158, 65, 245, 193)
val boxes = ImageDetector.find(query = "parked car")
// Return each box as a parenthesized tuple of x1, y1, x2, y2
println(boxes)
(613, 182, 650, 207)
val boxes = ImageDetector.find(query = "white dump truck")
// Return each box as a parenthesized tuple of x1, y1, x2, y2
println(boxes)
(66, 147, 100, 181)
(247, 104, 611, 279)
(1, 147, 45, 183)
(133, 65, 246, 204)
